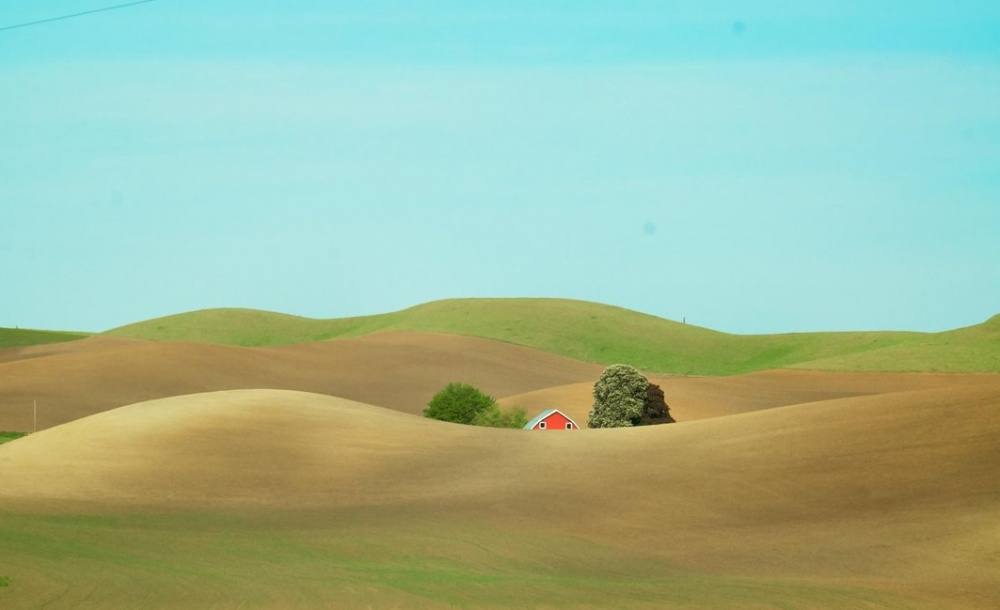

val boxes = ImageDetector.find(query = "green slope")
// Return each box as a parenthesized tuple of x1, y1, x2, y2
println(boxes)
(0, 510, 912, 610)
(788, 313, 1000, 373)
(0, 328, 90, 350)
(103, 299, 1000, 375)
(102, 308, 330, 346)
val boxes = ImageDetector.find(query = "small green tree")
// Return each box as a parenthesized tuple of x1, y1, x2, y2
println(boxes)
(424, 382, 497, 425)
(587, 364, 648, 428)
(472, 405, 530, 428)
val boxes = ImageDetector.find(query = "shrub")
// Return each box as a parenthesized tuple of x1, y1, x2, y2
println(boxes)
(587, 364, 648, 428)
(424, 382, 497, 425)
(472, 405, 530, 428)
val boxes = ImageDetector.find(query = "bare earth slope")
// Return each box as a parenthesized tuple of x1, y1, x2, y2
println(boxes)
(1, 387, 998, 609)
(503, 369, 1000, 422)
(0, 332, 603, 431)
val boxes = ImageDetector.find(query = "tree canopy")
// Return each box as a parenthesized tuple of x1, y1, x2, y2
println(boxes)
(587, 364, 648, 428)
(587, 364, 676, 428)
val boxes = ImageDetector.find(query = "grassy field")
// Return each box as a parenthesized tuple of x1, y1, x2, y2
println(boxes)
(0, 509, 911, 609)
(0, 328, 89, 350)
(103, 298, 1000, 374)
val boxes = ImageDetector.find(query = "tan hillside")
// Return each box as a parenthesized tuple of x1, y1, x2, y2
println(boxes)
(0, 332, 603, 431)
(0, 390, 497, 509)
(0, 385, 997, 609)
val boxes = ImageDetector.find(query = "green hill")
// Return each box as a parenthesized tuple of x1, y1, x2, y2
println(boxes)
(0, 328, 90, 350)
(103, 299, 1000, 375)
(787, 312, 1000, 373)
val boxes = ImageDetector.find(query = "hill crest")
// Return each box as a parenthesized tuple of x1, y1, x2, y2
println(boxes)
(101, 299, 1000, 375)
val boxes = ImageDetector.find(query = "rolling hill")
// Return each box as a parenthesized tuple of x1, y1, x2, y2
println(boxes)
(4, 329, 995, 433)
(103, 299, 1000, 374)
(1, 386, 998, 608)
(3, 301, 998, 608)
(0, 332, 603, 432)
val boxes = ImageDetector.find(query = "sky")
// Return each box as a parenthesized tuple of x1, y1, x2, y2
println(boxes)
(2, 1, 999, 334)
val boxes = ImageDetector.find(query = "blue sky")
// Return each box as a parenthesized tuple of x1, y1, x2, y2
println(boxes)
(2, 1, 999, 334)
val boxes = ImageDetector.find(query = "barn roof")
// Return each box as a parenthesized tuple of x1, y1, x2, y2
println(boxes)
(523, 409, 579, 430)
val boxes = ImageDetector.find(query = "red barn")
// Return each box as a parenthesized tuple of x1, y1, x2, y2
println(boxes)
(524, 409, 580, 431)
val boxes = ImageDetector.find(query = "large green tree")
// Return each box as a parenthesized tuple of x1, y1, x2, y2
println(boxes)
(424, 382, 498, 425)
(587, 364, 648, 428)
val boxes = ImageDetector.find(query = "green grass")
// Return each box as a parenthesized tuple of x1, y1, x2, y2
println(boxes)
(0, 432, 27, 446)
(786, 313, 1000, 373)
(103, 299, 1000, 375)
(0, 328, 90, 350)
(0, 509, 913, 609)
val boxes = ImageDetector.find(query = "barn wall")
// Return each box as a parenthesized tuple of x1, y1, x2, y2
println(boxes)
(535, 411, 577, 430)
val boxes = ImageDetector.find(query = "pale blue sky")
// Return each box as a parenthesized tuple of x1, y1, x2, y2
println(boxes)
(2, 1, 999, 334)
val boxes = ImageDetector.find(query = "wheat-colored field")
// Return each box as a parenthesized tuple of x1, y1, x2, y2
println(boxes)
(1, 328, 998, 608)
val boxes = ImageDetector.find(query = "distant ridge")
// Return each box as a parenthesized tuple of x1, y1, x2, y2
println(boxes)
(0, 327, 90, 350)
(103, 298, 1000, 375)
